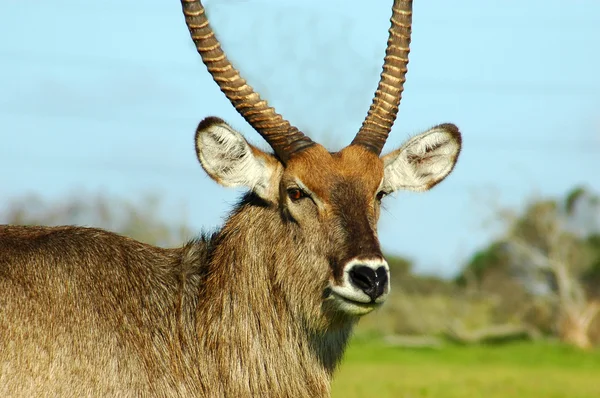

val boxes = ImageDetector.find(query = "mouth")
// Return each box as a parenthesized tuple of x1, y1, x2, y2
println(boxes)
(327, 289, 382, 316)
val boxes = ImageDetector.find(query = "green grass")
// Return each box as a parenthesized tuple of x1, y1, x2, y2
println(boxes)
(332, 339, 600, 398)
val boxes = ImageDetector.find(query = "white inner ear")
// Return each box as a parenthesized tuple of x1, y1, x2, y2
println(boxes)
(382, 126, 461, 193)
(196, 123, 274, 198)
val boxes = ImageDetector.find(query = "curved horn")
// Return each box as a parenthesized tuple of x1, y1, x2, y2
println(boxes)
(181, 0, 314, 162)
(351, 0, 413, 155)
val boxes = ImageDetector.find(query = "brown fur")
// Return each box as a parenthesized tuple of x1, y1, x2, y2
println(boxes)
(0, 121, 461, 396)
(1, 0, 463, 391)
(0, 174, 377, 396)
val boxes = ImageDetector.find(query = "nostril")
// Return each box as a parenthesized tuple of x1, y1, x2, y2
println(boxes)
(348, 265, 388, 301)
(375, 266, 388, 297)
(349, 267, 375, 291)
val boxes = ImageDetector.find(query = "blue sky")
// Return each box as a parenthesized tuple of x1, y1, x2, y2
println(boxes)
(1, 0, 598, 276)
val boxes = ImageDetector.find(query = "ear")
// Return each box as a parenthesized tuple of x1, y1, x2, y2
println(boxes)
(381, 123, 461, 192)
(195, 117, 283, 201)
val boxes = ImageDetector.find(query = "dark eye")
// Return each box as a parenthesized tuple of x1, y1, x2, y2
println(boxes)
(376, 191, 388, 201)
(287, 188, 308, 202)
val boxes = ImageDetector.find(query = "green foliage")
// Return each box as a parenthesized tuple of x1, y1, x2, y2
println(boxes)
(583, 234, 600, 297)
(565, 186, 588, 215)
(386, 254, 456, 296)
(512, 199, 563, 253)
(385, 254, 413, 278)
(455, 241, 511, 286)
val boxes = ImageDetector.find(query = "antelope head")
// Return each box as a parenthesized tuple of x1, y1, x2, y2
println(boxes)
(182, 0, 461, 319)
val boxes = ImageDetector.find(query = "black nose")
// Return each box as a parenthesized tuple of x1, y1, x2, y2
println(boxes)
(348, 265, 388, 301)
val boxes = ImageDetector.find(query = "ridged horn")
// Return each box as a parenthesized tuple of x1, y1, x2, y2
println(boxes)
(351, 0, 413, 155)
(181, 0, 314, 162)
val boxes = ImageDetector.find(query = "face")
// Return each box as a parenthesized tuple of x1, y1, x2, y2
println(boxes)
(195, 119, 461, 320)
(281, 144, 390, 316)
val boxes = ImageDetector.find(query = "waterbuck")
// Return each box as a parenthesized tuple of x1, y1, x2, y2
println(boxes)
(0, 0, 462, 396)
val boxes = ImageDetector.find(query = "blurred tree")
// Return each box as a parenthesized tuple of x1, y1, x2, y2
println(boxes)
(456, 241, 532, 326)
(1, 193, 193, 248)
(387, 254, 456, 296)
(583, 234, 600, 297)
(455, 241, 512, 288)
(385, 254, 413, 281)
(361, 253, 475, 337)
(493, 187, 600, 348)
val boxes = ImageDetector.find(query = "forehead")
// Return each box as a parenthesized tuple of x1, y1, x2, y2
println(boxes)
(284, 144, 384, 199)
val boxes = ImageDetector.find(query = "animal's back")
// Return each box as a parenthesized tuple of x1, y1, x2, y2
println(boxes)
(0, 225, 198, 397)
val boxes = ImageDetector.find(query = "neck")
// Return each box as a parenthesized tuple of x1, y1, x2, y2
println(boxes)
(189, 194, 354, 396)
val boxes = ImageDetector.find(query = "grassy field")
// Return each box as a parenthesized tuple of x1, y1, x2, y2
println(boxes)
(332, 339, 600, 398)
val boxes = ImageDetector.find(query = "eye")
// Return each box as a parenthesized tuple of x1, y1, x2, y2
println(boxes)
(376, 191, 388, 202)
(287, 188, 308, 202)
